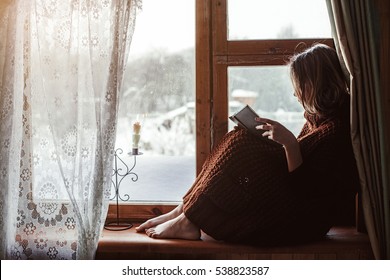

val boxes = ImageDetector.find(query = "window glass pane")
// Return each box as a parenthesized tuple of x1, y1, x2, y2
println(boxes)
(116, 0, 195, 202)
(228, 66, 305, 136)
(228, 0, 332, 40)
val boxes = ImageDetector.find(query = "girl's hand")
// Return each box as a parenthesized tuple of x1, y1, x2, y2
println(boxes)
(255, 117, 302, 172)
(255, 117, 296, 148)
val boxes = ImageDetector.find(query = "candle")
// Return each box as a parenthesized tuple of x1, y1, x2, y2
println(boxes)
(133, 121, 141, 135)
(132, 121, 141, 154)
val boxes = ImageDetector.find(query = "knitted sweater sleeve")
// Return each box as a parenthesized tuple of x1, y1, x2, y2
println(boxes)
(289, 128, 358, 198)
(289, 136, 339, 197)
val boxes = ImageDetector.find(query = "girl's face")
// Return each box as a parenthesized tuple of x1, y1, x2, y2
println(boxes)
(292, 78, 315, 114)
(293, 91, 299, 101)
(291, 79, 302, 105)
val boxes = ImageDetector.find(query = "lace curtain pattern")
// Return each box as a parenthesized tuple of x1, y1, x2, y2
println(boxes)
(0, 0, 140, 260)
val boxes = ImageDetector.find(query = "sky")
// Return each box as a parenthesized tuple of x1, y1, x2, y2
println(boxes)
(228, 0, 332, 39)
(129, 0, 195, 55)
(129, 0, 332, 56)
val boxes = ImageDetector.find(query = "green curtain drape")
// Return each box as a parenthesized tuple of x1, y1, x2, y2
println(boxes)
(326, 0, 390, 259)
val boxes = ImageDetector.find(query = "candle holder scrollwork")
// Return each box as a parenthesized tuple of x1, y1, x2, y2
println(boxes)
(104, 148, 141, 231)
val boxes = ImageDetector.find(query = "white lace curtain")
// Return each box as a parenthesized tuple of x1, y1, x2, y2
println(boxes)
(0, 0, 140, 260)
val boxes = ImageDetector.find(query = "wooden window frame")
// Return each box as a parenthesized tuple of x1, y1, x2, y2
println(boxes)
(197, 0, 334, 168)
(107, 0, 334, 222)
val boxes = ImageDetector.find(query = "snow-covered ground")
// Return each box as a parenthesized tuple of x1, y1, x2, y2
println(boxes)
(109, 154, 195, 202)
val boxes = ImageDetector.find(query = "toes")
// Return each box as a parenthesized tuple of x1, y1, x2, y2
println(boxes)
(145, 229, 151, 236)
(146, 228, 161, 239)
(135, 225, 146, 232)
(136, 221, 151, 232)
(145, 228, 155, 237)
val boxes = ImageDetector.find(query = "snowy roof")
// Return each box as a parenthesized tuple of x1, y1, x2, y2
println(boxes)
(231, 89, 259, 98)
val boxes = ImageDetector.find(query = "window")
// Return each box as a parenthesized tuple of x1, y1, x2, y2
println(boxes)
(115, 0, 195, 203)
(109, 0, 333, 219)
(197, 0, 333, 159)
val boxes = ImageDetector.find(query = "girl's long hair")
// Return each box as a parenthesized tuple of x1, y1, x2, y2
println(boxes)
(289, 43, 349, 118)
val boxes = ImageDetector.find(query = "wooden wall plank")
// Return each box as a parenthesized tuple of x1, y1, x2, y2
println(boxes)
(212, 0, 227, 55)
(196, 0, 213, 173)
(212, 58, 228, 149)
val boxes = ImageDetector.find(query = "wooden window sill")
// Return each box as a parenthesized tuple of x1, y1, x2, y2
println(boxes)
(95, 225, 374, 260)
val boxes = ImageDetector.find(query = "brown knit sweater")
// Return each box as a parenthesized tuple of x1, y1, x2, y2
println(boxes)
(183, 100, 359, 245)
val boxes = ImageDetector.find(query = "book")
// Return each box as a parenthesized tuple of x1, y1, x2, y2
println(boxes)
(229, 105, 265, 136)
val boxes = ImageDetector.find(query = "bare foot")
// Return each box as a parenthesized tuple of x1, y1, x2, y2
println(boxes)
(135, 204, 183, 232)
(145, 213, 201, 240)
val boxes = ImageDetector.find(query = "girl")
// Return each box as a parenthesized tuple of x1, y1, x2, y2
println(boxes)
(136, 44, 359, 245)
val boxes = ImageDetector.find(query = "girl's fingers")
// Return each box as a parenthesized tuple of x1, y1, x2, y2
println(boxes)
(262, 130, 272, 137)
(256, 124, 272, 131)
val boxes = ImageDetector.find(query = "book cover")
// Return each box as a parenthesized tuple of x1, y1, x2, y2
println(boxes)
(229, 105, 266, 136)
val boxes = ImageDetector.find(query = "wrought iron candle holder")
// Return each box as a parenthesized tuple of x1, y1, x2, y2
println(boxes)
(104, 148, 142, 231)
